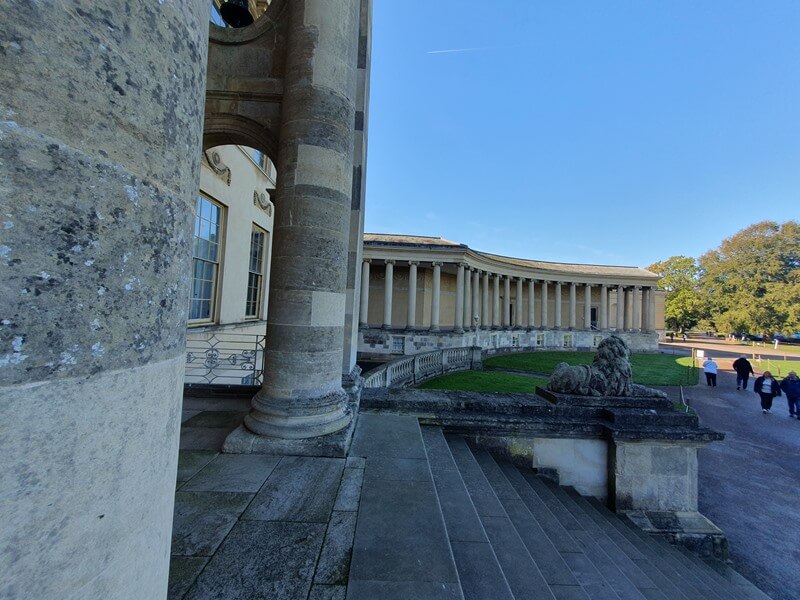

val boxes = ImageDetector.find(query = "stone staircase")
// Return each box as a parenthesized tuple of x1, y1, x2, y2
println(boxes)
(348, 413, 769, 600)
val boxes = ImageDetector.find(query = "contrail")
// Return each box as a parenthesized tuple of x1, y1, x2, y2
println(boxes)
(426, 46, 497, 54)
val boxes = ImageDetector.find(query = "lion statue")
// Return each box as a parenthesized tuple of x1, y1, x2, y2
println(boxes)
(547, 335, 667, 398)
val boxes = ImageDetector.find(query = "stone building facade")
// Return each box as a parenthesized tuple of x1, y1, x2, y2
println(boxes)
(358, 234, 666, 358)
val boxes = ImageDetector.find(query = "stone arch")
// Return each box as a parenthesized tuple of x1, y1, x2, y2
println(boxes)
(202, 114, 278, 164)
(209, 0, 288, 45)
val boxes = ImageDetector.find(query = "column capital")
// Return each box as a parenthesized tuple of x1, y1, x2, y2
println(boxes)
(570, 281, 577, 287)
(458, 262, 468, 269)
(600, 283, 608, 289)
(633, 284, 642, 291)
(407, 260, 419, 266)
(385, 259, 395, 265)
(431, 261, 442, 267)
(363, 258, 371, 264)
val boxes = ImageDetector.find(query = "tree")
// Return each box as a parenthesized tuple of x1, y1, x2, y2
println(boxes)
(647, 255, 703, 332)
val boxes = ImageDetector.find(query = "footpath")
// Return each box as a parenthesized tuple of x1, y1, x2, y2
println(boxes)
(685, 370, 800, 600)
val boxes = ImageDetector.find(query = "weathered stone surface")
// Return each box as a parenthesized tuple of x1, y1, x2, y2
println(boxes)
(309, 584, 346, 600)
(168, 556, 209, 600)
(185, 521, 326, 600)
(182, 410, 248, 429)
(547, 336, 668, 399)
(350, 413, 427, 459)
(181, 454, 281, 493)
(346, 580, 463, 600)
(333, 467, 364, 512)
(314, 511, 358, 585)
(177, 450, 220, 483)
(171, 492, 253, 557)
(243, 456, 344, 522)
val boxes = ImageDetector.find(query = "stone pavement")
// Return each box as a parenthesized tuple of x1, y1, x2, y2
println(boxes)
(170, 394, 769, 599)
(683, 370, 799, 600)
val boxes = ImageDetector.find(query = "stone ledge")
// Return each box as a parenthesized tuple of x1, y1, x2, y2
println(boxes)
(623, 510, 729, 559)
(536, 386, 673, 410)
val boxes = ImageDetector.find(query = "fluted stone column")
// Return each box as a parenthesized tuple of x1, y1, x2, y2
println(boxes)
(501, 276, 510, 328)
(528, 279, 536, 330)
(382, 260, 394, 329)
(584, 284, 592, 330)
(481, 272, 490, 328)
(554, 282, 563, 329)
(455, 263, 465, 333)
(492, 274, 501, 329)
(0, 1, 209, 596)
(542, 280, 549, 328)
(359, 259, 371, 327)
(431, 262, 442, 331)
(407, 261, 418, 330)
(616, 285, 625, 330)
(569, 283, 577, 329)
(624, 288, 633, 330)
(463, 266, 472, 332)
(632, 286, 642, 331)
(515, 278, 524, 328)
(472, 270, 480, 330)
(599, 285, 609, 330)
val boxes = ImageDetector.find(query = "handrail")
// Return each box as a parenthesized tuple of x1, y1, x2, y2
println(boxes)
(363, 346, 482, 388)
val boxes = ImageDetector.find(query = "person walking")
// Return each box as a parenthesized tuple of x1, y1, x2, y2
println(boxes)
(703, 357, 718, 387)
(780, 371, 800, 419)
(732, 355, 755, 390)
(754, 371, 782, 414)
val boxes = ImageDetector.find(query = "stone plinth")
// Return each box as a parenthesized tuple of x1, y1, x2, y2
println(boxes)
(535, 387, 673, 410)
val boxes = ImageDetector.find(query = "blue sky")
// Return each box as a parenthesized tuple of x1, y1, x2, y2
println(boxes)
(363, 1, 800, 267)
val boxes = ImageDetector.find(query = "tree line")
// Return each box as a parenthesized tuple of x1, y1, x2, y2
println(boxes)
(648, 220, 800, 335)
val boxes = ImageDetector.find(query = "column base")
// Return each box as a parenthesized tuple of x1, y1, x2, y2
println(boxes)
(223, 415, 356, 458)
(381, 324, 392, 330)
(429, 326, 440, 332)
(455, 327, 465, 334)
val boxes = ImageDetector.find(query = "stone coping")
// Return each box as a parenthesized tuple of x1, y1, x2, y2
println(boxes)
(535, 386, 673, 410)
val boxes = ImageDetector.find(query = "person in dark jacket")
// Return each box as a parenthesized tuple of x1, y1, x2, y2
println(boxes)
(732, 355, 755, 390)
(780, 371, 800, 419)
(754, 371, 782, 414)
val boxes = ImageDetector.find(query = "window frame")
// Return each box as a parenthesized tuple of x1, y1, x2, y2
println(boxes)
(245, 224, 268, 320)
(189, 194, 226, 326)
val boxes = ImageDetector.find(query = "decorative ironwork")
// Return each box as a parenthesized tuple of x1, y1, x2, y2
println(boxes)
(184, 332, 265, 385)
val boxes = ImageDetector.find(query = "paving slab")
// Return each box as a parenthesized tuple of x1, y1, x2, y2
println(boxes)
(346, 580, 463, 600)
(364, 456, 430, 482)
(182, 396, 251, 411)
(171, 491, 253, 556)
(181, 410, 203, 423)
(429, 466, 487, 543)
(350, 412, 427, 459)
(181, 454, 280, 493)
(184, 520, 326, 600)
(350, 477, 458, 584)
(314, 511, 358, 586)
(177, 450, 219, 483)
(182, 410, 248, 429)
(179, 427, 237, 451)
(333, 467, 363, 512)
(242, 456, 344, 522)
(445, 436, 505, 518)
(310, 585, 347, 600)
(168, 556, 209, 600)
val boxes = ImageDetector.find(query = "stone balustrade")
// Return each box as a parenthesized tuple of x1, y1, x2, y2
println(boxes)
(363, 346, 483, 388)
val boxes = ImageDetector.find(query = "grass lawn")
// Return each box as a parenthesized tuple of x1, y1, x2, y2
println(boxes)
(416, 370, 548, 393)
(483, 352, 697, 386)
(749, 357, 800, 378)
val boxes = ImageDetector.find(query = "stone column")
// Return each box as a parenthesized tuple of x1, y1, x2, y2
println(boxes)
(359, 259, 371, 327)
(515, 278, 524, 328)
(492, 274, 501, 329)
(455, 263, 465, 333)
(242, 0, 361, 448)
(431, 262, 442, 331)
(648, 286, 657, 330)
(503, 276, 512, 328)
(472, 270, 480, 330)
(624, 288, 633, 330)
(584, 284, 592, 330)
(407, 261, 418, 330)
(463, 266, 472, 332)
(616, 285, 625, 330)
(0, 1, 208, 596)
(382, 260, 394, 329)
(528, 279, 536, 330)
(482, 271, 490, 328)
(541, 280, 549, 328)
(554, 282, 562, 329)
(632, 286, 642, 331)
(641, 287, 649, 332)
(599, 285, 609, 330)
(569, 283, 577, 329)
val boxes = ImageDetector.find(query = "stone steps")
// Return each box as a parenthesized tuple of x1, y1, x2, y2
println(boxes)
(347, 415, 769, 599)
